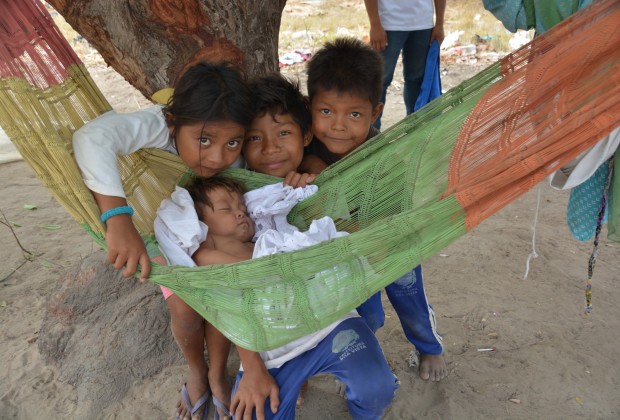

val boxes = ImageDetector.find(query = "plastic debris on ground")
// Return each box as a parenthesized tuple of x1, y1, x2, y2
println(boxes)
(278, 49, 312, 67)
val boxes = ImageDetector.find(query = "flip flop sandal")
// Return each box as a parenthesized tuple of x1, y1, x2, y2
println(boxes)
(175, 383, 211, 420)
(212, 395, 231, 420)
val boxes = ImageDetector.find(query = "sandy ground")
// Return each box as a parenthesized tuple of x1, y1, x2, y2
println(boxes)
(2, 45, 620, 420)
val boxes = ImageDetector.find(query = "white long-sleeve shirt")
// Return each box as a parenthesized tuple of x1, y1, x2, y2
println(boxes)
(73, 105, 245, 198)
(73, 106, 174, 198)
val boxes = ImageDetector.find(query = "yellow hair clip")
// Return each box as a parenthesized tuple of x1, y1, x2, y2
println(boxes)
(151, 87, 174, 105)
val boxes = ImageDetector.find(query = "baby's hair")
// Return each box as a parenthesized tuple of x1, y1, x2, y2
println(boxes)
(306, 37, 383, 106)
(248, 74, 311, 137)
(186, 176, 248, 221)
(164, 61, 254, 131)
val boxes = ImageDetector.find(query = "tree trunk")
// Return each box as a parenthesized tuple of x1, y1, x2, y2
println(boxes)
(46, 0, 287, 99)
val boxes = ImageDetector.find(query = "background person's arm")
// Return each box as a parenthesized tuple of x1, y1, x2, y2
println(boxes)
(364, 0, 388, 51)
(432, 0, 446, 45)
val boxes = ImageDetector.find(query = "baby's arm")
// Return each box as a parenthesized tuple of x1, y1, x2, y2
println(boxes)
(231, 348, 280, 419)
(73, 106, 170, 280)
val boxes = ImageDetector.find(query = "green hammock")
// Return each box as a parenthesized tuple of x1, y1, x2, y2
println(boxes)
(1, 0, 618, 351)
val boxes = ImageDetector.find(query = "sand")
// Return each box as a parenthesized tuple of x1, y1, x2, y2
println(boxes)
(1, 42, 620, 420)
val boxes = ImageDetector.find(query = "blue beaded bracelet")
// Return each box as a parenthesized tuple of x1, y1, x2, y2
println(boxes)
(100, 205, 134, 223)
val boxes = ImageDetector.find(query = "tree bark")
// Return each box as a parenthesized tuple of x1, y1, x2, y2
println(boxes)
(47, 0, 287, 99)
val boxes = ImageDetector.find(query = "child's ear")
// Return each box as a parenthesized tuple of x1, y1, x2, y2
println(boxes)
(302, 129, 313, 147)
(371, 103, 384, 124)
(165, 111, 175, 129)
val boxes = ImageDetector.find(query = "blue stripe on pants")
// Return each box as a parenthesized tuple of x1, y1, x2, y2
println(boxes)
(357, 265, 443, 355)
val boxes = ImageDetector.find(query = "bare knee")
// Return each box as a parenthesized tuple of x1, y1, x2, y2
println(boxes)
(167, 295, 204, 333)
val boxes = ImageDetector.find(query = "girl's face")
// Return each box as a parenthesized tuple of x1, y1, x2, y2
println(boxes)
(171, 120, 245, 177)
(243, 112, 312, 178)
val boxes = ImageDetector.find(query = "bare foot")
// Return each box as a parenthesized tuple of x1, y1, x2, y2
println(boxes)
(175, 369, 209, 420)
(334, 378, 346, 399)
(296, 381, 309, 407)
(208, 371, 232, 419)
(418, 353, 448, 382)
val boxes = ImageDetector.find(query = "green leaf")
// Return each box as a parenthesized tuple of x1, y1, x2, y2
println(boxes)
(41, 224, 62, 230)
(10, 221, 21, 228)
(40, 260, 55, 268)
(23, 204, 37, 210)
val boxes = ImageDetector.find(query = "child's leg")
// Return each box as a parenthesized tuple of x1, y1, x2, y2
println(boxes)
(384, 265, 447, 381)
(205, 322, 232, 416)
(355, 291, 385, 333)
(166, 295, 210, 418)
(323, 318, 399, 419)
(232, 317, 398, 419)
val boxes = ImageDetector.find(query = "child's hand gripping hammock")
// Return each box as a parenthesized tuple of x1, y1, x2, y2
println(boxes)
(1, 0, 618, 351)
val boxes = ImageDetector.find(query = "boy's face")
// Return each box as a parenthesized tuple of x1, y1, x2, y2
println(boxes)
(310, 89, 383, 158)
(243, 112, 312, 178)
(171, 120, 245, 177)
(200, 187, 254, 242)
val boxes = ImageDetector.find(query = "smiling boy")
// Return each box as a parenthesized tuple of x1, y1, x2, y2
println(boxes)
(243, 74, 317, 188)
(303, 37, 448, 382)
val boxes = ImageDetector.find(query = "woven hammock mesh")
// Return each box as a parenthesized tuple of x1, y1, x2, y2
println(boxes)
(1, 0, 618, 351)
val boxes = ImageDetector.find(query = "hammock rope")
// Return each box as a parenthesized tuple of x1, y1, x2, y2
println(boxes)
(585, 156, 615, 313)
(1, 0, 618, 351)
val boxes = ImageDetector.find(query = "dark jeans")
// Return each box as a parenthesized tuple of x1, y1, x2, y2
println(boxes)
(374, 28, 433, 129)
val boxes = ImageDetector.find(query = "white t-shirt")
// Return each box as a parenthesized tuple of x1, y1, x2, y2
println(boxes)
(258, 313, 357, 370)
(378, 0, 435, 31)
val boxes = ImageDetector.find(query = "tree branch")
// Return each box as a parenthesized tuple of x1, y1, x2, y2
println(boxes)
(0, 208, 34, 261)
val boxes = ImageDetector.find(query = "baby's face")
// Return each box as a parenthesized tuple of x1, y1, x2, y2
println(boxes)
(243, 112, 312, 178)
(310, 89, 382, 158)
(200, 187, 254, 242)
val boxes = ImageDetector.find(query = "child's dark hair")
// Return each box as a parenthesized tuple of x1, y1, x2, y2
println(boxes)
(186, 176, 247, 221)
(306, 37, 383, 106)
(164, 61, 254, 131)
(249, 74, 311, 136)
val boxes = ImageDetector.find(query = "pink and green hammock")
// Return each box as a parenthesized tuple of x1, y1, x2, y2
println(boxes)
(1, 0, 618, 351)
